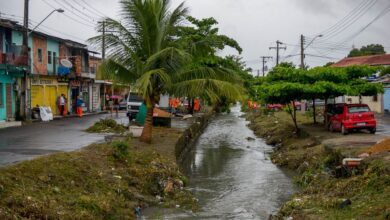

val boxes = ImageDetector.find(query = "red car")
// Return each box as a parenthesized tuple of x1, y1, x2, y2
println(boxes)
(328, 104, 376, 135)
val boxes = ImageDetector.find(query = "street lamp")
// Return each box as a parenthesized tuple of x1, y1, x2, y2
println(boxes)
(29, 8, 64, 34)
(300, 34, 323, 69)
(23, 8, 64, 120)
(304, 34, 323, 50)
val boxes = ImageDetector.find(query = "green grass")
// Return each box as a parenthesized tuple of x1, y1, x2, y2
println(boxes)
(246, 111, 390, 219)
(0, 141, 197, 219)
(86, 119, 127, 134)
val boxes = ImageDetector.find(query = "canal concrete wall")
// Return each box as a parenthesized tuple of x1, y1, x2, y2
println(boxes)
(175, 112, 214, 163)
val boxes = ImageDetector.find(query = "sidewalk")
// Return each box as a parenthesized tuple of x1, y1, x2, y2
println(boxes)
(33, 111, 109, 122)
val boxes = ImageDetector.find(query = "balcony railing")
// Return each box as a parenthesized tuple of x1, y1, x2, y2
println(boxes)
(0, 46, 29, 66)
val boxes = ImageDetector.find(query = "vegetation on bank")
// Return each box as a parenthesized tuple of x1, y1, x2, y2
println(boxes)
(86, 119, 127, 134)
(248, 63, 383, 132)
(0, 140, 197, 219)
(246, 110, 390, 219)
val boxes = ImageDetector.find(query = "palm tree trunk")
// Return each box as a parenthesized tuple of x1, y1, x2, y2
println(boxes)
(190, 99, 195, 115)
(140, 102, 154, 144)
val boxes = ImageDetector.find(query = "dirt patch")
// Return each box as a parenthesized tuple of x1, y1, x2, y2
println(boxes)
(368, 138, 390, 155)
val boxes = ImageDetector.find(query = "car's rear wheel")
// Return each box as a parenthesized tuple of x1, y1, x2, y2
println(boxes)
(341, 124, 348, 135)
(369, 128, 376, 134)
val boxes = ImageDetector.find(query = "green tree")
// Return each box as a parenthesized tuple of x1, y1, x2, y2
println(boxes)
(89, 0, 189, 143)
(260, 82, 306, 132)
(90, 1, 244, 143)
(348, 44, 386, 57)
(171, 16, 245, 113)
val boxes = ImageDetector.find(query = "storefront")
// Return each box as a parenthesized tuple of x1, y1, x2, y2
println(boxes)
(69, 79, 92, 113)
(0, 73, 15, 121)
(31, 76, 69, 116)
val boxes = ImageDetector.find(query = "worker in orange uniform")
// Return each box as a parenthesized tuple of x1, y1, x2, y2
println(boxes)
(76, 95, 84, 117)
(194, 98, 201, 112)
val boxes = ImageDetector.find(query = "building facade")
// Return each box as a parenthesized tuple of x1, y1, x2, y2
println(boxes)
(332, 54, 390, 114)
(0, 18, 100, 121)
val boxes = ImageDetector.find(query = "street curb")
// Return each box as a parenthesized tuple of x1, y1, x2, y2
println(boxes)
(31, 111, 109, 123)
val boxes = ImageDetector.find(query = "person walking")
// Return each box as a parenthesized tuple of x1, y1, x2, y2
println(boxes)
(59, 94, 66, 116)
(76, 96, 84, 117)
(113, 97, 120, 118)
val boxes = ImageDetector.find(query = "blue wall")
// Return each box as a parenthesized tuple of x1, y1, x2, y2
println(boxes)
(11, 30, 33, 73)
(0, 73, 15, 121)
(47, 38, 59, 75)
(384, 88, 390, 113)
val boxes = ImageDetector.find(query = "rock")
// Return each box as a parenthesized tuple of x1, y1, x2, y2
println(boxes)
(246, 137, 255, 141)
(358, 153, 370, 158)
(246, 146, 250, 149)
(183, 115, 193, 120)
(176, 204, 180, 208)
(155, 195, 162, 201)
(339, 199, 352, 209)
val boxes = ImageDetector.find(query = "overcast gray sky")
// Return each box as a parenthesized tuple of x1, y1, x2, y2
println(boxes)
(1, 0, 389, 75)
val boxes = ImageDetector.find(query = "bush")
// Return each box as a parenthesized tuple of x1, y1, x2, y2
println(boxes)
(86, 119, 127, 133)
(112, 141, 130, 161)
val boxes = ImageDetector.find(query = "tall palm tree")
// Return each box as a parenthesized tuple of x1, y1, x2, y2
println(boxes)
(89, 0, 244, 144)
(89, 0, 188, 143)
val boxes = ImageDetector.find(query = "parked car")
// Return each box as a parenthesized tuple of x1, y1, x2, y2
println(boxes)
(126, 93, 144, 121)
(327, 103, 376, 135)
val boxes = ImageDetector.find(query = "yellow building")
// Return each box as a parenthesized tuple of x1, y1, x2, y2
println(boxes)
(31, 76, 69, 115)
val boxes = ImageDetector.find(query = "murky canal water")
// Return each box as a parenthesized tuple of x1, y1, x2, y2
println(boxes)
(146, 105, 295, 219)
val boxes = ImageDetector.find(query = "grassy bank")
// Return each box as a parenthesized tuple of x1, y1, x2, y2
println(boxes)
(0, 127, 199, 219)
(247, 110, 390, 219)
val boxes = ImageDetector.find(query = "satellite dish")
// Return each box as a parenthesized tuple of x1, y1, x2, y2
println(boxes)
(60, 59, 73, 68)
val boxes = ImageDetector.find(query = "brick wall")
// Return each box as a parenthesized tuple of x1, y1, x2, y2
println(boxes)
(32, 35, 48, 75)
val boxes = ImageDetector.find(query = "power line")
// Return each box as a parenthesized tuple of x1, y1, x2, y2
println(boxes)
(319, 0, 377, 40)
(68, 0, 107, 19)
(0, 13, 86, 42)
(40, 0, 95, 28)
(80, 0, 109, 18)
(62, 0, 100, 21)
(317, 3, 390, 57)
(51, 0, 97, 24)
(318, 0, 378, 42)
(318, 0, 367, 36)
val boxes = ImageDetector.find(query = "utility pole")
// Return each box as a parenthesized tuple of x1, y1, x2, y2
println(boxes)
(269, 40, 286, 66)
(97, 20, 106, 110)
(23, 0, 30, 120)
(102, 21, 105, 60)
(300, 34, 305, 69)
(300, 34, 323, 69)
(260, 56, 272, 77)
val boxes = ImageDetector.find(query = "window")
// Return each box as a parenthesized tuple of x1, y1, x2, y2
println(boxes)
(48, 51, 52, 64)
(0, 83, 3, 107)
(53, 52, 57, 64)
(373, 94, 378, 102)
(348, 106, 370, 113)
(37, 48, 42, 62)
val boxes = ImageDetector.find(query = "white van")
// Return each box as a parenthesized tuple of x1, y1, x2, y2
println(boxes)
(126, 93, 144, 121)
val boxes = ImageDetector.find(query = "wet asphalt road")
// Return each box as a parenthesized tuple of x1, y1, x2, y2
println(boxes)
(0, 112, 129, 166)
